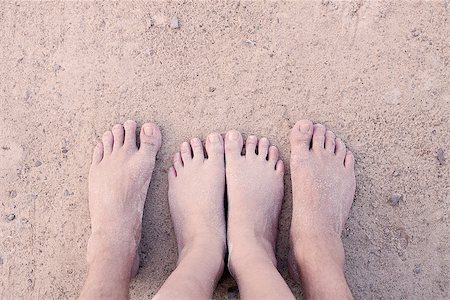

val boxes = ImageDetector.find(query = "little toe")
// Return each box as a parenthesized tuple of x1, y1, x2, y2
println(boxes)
(225, 130, 244, 160)
(258, 137, 270, 159)
(190, 138, 205, 162)
(325, 130, 336, 153)
(102, 131, 114, 155)
(92, 142, 104, 164)
(205, 133, 225, 160)
(344, 150, 355, 169)
(245, 135, 258, 157)
(312, 124, 326, 150)
(139, 122, 162, 159)
(180, 142, 193, 164)
(168, 166, 177, 180)
(173, 152, 183, 172)
(275, 160, 285, 176)
(112, 124, 124, 150)
(268, 146, 279, 168)
(123, 120, 138, 149)
(335, 137, 347, 161)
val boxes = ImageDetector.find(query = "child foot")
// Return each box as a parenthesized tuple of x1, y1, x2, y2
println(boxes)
(165, 133, 226, 294)
(225, 130, 284, 275)
(289, 120, 355, 298)
(87, 120, 161, 278)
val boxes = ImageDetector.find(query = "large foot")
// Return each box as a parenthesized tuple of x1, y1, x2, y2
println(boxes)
(155, 133, 226, 299)
(289, 120, 355, 299)
(225, 130, 294, 299)
(81, 120, 161, 299)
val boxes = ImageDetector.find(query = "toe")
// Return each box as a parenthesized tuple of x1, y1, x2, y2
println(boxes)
(123, 120, 137, 149)
(173, 152, 183, 172)
(92, 142, 104, 164)
(312, 124, 326, 150)
(190, 138, 204, 161)
(180, 142, 192, 164)
(102, 131, 114, 155)
(168, 166, 176, 180)
(139, 123, 162, 158)
(344, 150, 355, 169)
(290, 119, 313, 159)
(225, 130, 244, 160)
(335, 137, 347, 161)
(258, 137, 270, 159)
(268, 146, 279, 166)
(275, 160, 285, 176)
(245, 135, 258, 157)
(205, 133, 224, 159)
(325, 130, 336, 153)
(111, 124, 124, 150)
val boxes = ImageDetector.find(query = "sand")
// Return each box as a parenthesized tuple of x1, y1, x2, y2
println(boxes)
(0, 1, 449, 299)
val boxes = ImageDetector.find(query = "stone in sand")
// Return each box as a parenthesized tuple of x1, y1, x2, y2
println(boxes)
(7, 214, 15, 221)
(436, 148, 445, 165)
(389, 193, 402, 206)
(170, 16, 180, 29)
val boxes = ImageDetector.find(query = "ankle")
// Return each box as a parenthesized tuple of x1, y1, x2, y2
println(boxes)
(86, 232, 137, 270)
(228, 237, 277, 277)
(291, 230, 345, 267)
(178, 238, 226, 279)
(157, 239, 225, 299)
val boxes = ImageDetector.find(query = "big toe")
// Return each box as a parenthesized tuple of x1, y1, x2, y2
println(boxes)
(139, 122, 162, 161)
(290, 119, 313, 160)
(225, 130, 244, 160)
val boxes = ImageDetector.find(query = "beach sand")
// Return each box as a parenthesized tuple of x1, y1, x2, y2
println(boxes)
(0, 1, 449, 299)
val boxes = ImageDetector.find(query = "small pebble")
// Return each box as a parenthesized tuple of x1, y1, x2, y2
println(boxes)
(62, 148, 68, 154)
(227, 286, 239, 299)
(436, 148, 445, 165)
(9, 190, 17, 198)
(413, 265, 421, 274)
(170, 16, 180, 29)
(208, 87, 216, 92)
(7, 214, 16, 221)
(244, 39, 256, 46)
(389, 193, 402, 206)
(34, 160, 42, 167)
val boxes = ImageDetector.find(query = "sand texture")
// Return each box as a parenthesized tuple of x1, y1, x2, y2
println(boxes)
(1, 1, 449, 299)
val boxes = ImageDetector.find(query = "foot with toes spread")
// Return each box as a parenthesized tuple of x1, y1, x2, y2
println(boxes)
(80, 119, 356, 300)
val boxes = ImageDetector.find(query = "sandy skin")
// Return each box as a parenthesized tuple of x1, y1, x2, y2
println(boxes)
(80, 119, 355, 300)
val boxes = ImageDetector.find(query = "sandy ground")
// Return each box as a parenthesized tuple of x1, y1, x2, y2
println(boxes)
(0, 1, 449, 299)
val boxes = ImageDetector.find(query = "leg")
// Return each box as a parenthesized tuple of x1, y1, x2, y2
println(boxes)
(80, 120, 162, 299)
(225, 131, 295, 299)
(154, 134, 226, 299)
(289, 120, 356, 300)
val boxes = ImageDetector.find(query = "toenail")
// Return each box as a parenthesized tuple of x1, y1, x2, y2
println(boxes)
(248, 136, 257, 142)
(228, 131, 239, 140)
(299, 124, 310, 133)
(209, 134, 220, 143)
(143, 124, 153, 136)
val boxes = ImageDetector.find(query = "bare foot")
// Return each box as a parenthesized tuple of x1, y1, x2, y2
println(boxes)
(289, 120, 355, 299)
(225, 130, 294, 299)
(154, 133, 226, 299)
(81, 120, 161, 299)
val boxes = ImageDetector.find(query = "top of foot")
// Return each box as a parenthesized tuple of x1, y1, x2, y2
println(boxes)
(87, 120, 161, 269)
(224, 130, 285, 272)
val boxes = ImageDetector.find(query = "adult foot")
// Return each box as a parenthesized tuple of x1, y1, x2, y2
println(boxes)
(155, 134, 226, 299)
(225, 130, 294, 299)
(289, 119, 355, 299)
(81, 120, 161, 299)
